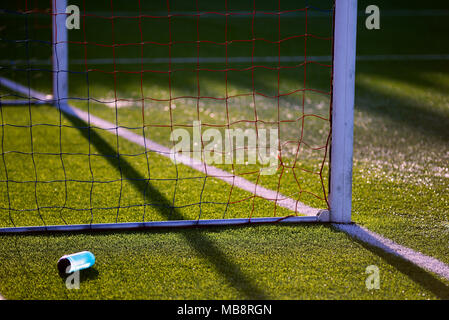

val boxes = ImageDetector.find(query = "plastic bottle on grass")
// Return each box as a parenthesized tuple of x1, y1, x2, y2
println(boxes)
(57, 251, 95, 274)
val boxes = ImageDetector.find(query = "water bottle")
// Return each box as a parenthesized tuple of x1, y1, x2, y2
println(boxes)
(57, 251, 96, 274)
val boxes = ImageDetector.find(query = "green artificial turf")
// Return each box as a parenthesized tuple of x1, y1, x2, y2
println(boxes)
(0, 225, 448, 300)
(0, 0, 448, 300)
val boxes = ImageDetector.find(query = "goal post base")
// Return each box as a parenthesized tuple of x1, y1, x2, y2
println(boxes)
(317, 210, 330, 223)
(0, 215, 332, 234)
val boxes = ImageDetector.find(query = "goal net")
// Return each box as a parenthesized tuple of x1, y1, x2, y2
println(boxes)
(0, 0, 356, 232)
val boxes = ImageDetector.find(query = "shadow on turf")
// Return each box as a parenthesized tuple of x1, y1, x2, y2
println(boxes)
(164, 60, 449, 143)
(64, 114, 268, 300)
(355, 62, 449, 142)
(332, 225, 449, 300)
(206, 59, 449, 143)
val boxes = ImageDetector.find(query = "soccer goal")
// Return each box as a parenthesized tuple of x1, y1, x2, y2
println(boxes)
(0, 0, 357, 233)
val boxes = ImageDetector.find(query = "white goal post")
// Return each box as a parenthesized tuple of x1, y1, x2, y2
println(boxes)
(53, 0, 69, 112)
(329, 0, 358, 223)
(0, 0, 357, 233)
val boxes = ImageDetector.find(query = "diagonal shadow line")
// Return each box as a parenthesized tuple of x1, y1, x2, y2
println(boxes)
(331, 225, 449, 300)
(65, 113, 268, 300)
(355, 75, 449, 142)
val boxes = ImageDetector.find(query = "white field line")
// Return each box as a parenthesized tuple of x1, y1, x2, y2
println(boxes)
(2, 76, 449, 282)
(0, 76, 320, 217)
(2, 54, 449, 66)
(334, 224, 449, 281)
